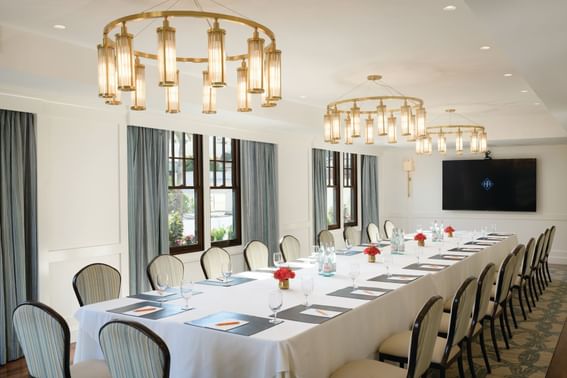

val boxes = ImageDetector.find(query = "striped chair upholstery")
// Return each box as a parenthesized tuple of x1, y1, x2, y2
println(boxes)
(13, 302, 110, 378)
(73, 263, 121, 306)
(244, 240, 269, 270)
(99, 320, 170, 378)
(146, 254, 184, 290)
(343, 226, 361, 246)
(200, 246, 230, 279)
(279, 235, 301, 262)
(318, 230, 335, 249)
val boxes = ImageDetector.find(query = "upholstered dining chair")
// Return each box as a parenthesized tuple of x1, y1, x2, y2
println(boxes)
(13, 302, 110, 378)
(244, 240, 269, 270)
(484, 251, 517, 362)
(379, 277, 477, 378)
(536, 228, 550, 293)
(146, 254, 184, 290)
(330, 296, 444, 378)
(367, 223, 381, 244)
(506, 244, 526, 330)
(511, 238, 535, 320)
(528, 233, 546, 304)
(200, 246, 230, 279)
(318, 230, 335, 249)
(343, 226, 361, 247)
(540, 225, 555, 285)
(72, 263, 121, 307)
(99, 320, 170, 378)
(279, 235, 301, 262)
(383, 220, 395, 240)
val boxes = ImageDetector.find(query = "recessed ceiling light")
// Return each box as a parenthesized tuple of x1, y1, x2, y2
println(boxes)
(480, 46, 491, 50)
(503, 73, 513, 77)
(443, 5, 457, 11)
(299, 95, 307, 99)
(53, 24, 66, 30)
(520, 90, 528, 93)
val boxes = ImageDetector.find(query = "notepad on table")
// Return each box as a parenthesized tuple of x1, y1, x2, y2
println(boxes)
(300, 308, 342, 318)
(203, 319, 249, 331)
(123, 306, 163, 317)
(351, 289, 385, 297)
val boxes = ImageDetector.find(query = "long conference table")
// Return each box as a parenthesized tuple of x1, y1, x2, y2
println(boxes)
(74, 231, 518, 378)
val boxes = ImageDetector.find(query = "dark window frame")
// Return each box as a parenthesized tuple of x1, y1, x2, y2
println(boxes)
(326, 150, 341, 230)
(343, 152, 358, 227)
(168, 132, 204, 255)
(209, 137, 241, 247)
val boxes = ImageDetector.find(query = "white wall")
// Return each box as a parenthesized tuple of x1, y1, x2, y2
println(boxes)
(379, 144, 567, 264)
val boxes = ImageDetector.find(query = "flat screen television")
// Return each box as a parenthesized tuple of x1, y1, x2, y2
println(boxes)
(442, 158, 537, 212)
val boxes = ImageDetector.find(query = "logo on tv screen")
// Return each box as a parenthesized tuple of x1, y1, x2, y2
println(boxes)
(481, 178, 494, 191)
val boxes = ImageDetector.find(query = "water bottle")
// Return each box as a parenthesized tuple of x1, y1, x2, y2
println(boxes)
(319, 246, 336, 277)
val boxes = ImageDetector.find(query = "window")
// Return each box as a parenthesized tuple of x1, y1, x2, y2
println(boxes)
(209, 136, 241, 246)
(326, 150, 340, 229)
(168, 132, 204, 254)
(343, 153, 358, 226)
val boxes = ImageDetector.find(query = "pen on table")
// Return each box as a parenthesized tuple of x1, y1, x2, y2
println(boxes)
(215, 321, 240, 326)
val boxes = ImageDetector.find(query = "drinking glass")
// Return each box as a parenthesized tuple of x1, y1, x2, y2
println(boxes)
(221, 262, 232, 283)
(273, 252, 284, 268)
(311, 245, 320, 259)
(180, 280, 193, 310)
(417, 248, 423, 264)
(268, 290, 283, 324)
(301, 275, 314, 306)
(156, 274, 168, 295)
(349, 263, 360, 288)
(384, 253, 394, 277)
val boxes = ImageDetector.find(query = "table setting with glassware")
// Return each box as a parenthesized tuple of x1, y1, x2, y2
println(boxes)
(74, 226, 517, 378)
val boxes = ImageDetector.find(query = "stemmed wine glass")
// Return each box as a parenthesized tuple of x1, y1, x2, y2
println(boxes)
(273, 252, 284, 268)
(221, 262, 232, 283)
(349, 263, 360, 288)
(156, 274, 169, 295)
(301, 275, 314, 306)
(180, 280, 193, 310)
(268, 290, 283, 324)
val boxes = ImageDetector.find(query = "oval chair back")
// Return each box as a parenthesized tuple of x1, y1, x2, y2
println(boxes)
(545, 225, 556, 261)
(539, 228, 550, 264)
(444, 277, 477, 364)
(494, 253, 517, 308)
(522, 238, 536, 278)
(366, 223, 380, 244)
(99, 320, 170, 378)
(343, 226, 361, 246)
(531, 233, 545, 272)
(407, 296, 444, 378)
(146, 255, 184, 290)
(383, 220, 395, 240)
(279, 235, 301, 262)
(200, 246, 230, 279)
(512, 245, 526, 282)
(472, 263, 497, 331)
(318, 230, 335, 249)
(73, 263, 121, 307)
(244, 240, 269, 270)
(13, 302, 71, 378)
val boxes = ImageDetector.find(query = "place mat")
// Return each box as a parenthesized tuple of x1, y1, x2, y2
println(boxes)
(488, 233, 513, 237)
(129, 289, 203, 302)
(276, 304, 350, 324)
(107, 301, 190, 320)
(255, 266, 303, 273)
(360, 242, 390, 247)
(327, 286, 391, 300)
(403, 263, 448, 272)
(336, 249, 363, 256)
(465, 241, 496, 246)
(368, 274, 422, 284)
(449, 247, 484, 252)
(195, 277, 256, 287)
(295, 258, 317, 264)
(428, 254, 468, 261)
(186, 311, 279, 336)
(477, 236, 507, 241)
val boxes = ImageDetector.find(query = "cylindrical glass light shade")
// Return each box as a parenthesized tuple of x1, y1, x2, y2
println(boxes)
(165, 70, 180, 113)
(157, 18, 177, 87)
(324, 113, 332, 143)
(208, 20, 226, 88)
(202, 70, 216, 114)
(416, 107, 426, 137)
(331, 109, 341, 143)
(105, 91, 121, 105)
(97, 38, 116, 98)
(376, 101, 387, 136)
(365, 115, 374, 144)
(247, 30, 264, 93)
(266, 46, 282, 100)
(415, 137, 424, 154)
(479, 131, 488, 153)
(470, 131, 479, 153)
(237, 61, 251, 112)
(455, 129, 463, 154)
(115, 24, 136, 91)
(351, 103, 361, 137)
(407, 113, 416, 141)
(131, 58, 146, 111)
(345, 114, 353, 145)
(438, 133, 447, 154)
(425, 135, 433, 155)
(261, 89, 277, 107)
(387, 114, 397, 143)
(400, 102, 410, 136)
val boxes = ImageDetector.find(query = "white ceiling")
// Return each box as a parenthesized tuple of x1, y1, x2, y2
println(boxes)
(0, 0, 566, 145)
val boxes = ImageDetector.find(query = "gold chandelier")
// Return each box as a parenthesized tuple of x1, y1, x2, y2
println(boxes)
(97, 8, 282, 113)
(323, 75, 427, 145)
(417, 109, 488, 155)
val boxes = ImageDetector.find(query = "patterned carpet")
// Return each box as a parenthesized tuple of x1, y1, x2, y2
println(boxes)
(444, 265, 567, 378)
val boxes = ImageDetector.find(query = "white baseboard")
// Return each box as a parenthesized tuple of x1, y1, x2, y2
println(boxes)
(548, 249, 567, 265)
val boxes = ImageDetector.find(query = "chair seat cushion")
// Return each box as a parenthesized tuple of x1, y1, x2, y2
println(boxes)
(70, 359, 111, 378)
(439, 312, 450, 334)
(513, 275, 522, 287)
(485, 301, 502, 318)
(378, 331, 460, 364)
(443, 297, 452, 312)
(331, 359, 406, 378)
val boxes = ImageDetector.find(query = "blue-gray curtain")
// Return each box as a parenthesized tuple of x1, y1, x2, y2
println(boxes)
(127, 126, 169, 294)
(361, 155, 379, 243)
(0, 109, 37, 365)
(241, 141, 279, 258)
(312, 149, 327, 244)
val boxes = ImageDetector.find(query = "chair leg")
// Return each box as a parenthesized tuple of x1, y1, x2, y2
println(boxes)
(542, 264, 549, 287)
(489, 317, 501, 362)
(399, 362, 404, 368)
(523, 284, 532, 313)
(503, 302, 513, 339)
(518, 285, 527, 319)
(499, 312, 510, 349)
(509, 295, 518, 329)
(479, 324, 492, 373)
(457, 352, 466, 378)
(440, 367, 446, 378)
(546, 261, 552, 283)
(466, 338, 477, 378)
(538, 267, 546, 291)
(531, 276, 540, 302)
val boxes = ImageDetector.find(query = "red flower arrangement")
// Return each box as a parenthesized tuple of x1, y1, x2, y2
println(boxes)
(364, 245, 381, 263)
(414, 232, 427, 247)
(274, 267, 296, 281)
(444, 226, 455, 237)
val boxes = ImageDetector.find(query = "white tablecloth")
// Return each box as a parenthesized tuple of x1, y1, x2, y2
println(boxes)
(74, 232, 518, 378)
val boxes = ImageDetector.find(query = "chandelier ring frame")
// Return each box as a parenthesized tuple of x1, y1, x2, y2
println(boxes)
(425, 124, 485, 136)
(327, 95, 424, 112)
